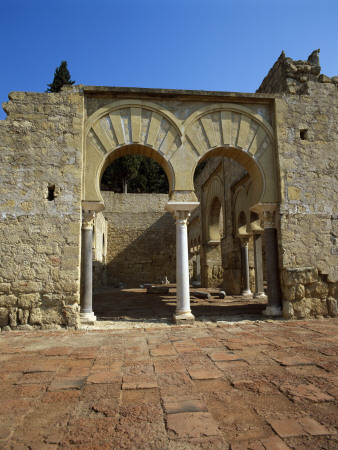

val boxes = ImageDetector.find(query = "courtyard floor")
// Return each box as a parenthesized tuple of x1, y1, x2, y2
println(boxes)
(0, 289, 337, 448)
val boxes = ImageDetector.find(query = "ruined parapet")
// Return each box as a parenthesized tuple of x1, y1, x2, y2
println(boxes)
(257, 49, 338, 95)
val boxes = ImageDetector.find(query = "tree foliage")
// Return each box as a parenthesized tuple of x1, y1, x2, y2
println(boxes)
(47, 61, 75, 93)
(101, 155, 169, 193)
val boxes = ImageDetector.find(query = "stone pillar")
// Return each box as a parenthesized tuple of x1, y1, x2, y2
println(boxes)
(80, 210, 96, 324)
(240, 237, 252, 296)
(263, 210, 282, 316)
(253, 233, 266, 298)
(173, 210, 195, 324)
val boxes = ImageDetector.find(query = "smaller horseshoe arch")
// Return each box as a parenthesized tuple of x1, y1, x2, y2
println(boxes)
(83, 100, 182, 205)
(182, 103, 278, 205)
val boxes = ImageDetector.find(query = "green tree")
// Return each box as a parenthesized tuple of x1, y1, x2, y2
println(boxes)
(102, 155, 141, 193)
(101, 155, 169, 193)
(47, 61, 75, 93)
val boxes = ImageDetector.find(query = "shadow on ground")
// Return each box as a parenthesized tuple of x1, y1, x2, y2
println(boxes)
(93, 286, 267, 322)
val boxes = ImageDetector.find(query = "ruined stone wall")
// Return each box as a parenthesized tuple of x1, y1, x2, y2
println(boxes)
(102, 193, 176, 286)
(0, 88, 84, 330)
(274, 82, 338, 318)
(257, 50, 322, 95)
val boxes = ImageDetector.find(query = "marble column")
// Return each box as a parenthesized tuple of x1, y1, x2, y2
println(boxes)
(253, 233, 266, 298)
(173, 210, 195, 323)
(263, 210, 282, 316)
(240, 237, 252, 296)
(80, 210, 96, 324)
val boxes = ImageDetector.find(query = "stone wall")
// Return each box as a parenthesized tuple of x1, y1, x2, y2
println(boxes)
(0, 88, 84, 330)
(101, 193, 176, 286)
(274, 82, 338, 318)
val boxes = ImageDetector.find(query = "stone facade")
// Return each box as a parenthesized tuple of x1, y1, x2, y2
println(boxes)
(0, 50, 337, 328)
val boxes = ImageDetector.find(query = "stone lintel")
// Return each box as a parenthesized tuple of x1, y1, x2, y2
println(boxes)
(165, 202, 199, 214)
(82, 201, 105, 213)
(250, 202, 277, 214)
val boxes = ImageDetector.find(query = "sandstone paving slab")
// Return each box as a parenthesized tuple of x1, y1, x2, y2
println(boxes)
(166, 411, 221, 439)
(214, 360, 249, 370)
(62, 417, 117, 445)
(150, 343, 177, 357)
(278, 382, 335, 403)
(193, 336, 223, 348)
(80, 383, 122, 403)
(44, 346, 73, 356)
(208, 351, 243, 362)
(163, 398, 208, 414)
(47, 376, 87, 391)
(188, 367, 223, 380)
(270, 355, 315, 367)
(86, 369, 122, 384)
(15, 371, 55, 385)
(153, 357, 186, 373)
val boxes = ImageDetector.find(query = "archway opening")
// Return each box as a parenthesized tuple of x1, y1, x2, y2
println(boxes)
(188, 150, 268, 317)
(92, 150, 177, 320)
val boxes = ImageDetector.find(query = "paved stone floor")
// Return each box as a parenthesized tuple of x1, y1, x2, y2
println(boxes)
(0, 290, 337, 448)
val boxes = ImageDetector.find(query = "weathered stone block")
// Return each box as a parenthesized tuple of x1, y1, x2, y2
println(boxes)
(305, 282, 329, 299)
(18, 293, 40, 309)
(18, 308, 30, 325)
(62, 304, 80, 327)
(282, 267, 318, 286)
(0, 295, 18, 308)
(29, 308, 42, 325)
(147, 286, 169, 294)
(327, 297, 338, 317)
(8, 308, 17, 327)
(283, 301, 294, 319)
(0, 307, 9, 327)
(0, 283, 11, 294)
(283, 285, 296, 302)
(295, 284, 305, 301)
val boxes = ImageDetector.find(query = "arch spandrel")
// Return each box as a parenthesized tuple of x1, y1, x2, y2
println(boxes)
(83, 100, 183, 203)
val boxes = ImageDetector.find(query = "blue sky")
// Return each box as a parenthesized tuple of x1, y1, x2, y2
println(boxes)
(1, 0, 337, 120)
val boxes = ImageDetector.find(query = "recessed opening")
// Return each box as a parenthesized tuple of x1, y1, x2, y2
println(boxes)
(47, 185, 55, 201)
(300, 129, 308, 140)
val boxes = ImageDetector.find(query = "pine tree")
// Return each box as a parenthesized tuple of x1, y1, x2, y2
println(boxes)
(47, 61, 75, 93)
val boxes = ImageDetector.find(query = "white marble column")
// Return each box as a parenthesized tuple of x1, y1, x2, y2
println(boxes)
(80, 210, 96, 324)
(240, 237, 252, 296)
(173, 210, 195, 323)
(165, 201, 199, 324)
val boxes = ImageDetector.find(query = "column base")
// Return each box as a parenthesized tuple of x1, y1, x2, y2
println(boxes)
(241, 290, 253, 296)
(254, 292, 267, 300)
(173, 311, 195, 325)
(80, 312, 97, 325)
(263, 306, 282, 316)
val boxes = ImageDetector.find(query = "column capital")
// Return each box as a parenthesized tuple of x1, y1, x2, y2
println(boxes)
(240, 236, 250, 247)
(174, 210, 191, 225)
(82, 210, 95, 230)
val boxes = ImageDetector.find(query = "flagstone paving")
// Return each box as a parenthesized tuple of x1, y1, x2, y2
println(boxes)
(0, 318, 337, 448)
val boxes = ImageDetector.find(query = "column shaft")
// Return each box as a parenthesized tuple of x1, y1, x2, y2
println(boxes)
(241, 239, 252, 296)
(253, 233, 265, 297)
(80, 211, 96, 324)
(264, 227, 282, 313)
(174, 211, 195, 323)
